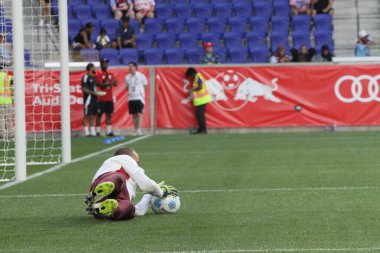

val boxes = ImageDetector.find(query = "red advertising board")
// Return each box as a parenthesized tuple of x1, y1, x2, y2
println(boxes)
(155, 65, 380, 128)
(24, 67, 150, 132)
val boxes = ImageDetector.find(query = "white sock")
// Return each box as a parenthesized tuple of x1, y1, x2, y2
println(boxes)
(96, 127, 101, 134)
(90, 127, 96, 136)
(106, 125, 112, 134)
(84, 127, 89, 136)
(134, 194, 153, 216)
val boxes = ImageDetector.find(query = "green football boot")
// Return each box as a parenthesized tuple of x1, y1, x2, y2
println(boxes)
(84, 181, 116, 206)
(94, 199, 118, 217)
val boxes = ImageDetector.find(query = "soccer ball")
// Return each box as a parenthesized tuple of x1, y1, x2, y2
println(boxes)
(151, 195, 180, 214)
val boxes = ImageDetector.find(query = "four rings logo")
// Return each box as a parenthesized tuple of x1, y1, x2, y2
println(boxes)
(335, 75, 380, 103)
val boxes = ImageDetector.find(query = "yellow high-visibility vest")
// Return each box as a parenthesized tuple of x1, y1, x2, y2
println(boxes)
(0, 71, 12, 105)
(192, 73, 211, 106)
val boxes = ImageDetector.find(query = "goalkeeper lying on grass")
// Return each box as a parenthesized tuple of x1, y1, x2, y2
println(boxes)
(85, 147, 178, 220)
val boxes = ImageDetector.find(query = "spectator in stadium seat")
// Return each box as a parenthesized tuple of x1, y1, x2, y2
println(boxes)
(96, 28, 113, 50)
(110, 0, 135, 20)
(72, 22, 95, 50)
(291, 45, 315, 62)
(313, 44, 333, 62)
(355, 30, 376, 57)
(290, 0, 313, 16)
(200, 42, 220, 64)
(39, 0, 52, 26)
(0, 34, 12, 67)
(116, 17, 136, 49)
(270, 46, 290, 63)
(133, 0, 155, 30)
(311, 0, 334, 15)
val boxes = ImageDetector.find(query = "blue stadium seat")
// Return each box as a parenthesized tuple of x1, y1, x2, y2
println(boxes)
(73, 5, 92, 19)
(100, 48, 120, 66)
(80, 48, 100, 62)
(314, 14, 333, 32)
(67, 5, 74, 19)
(166, 18, 185, 34)
(169, 0, 188, 4)
(270, 32, 289, 53)
(213, 46, 227, 63)
(0, 18, 12, 34)
(165, 48, 185, 64)
(292, 32, 311, 50)
(253, 0, 271, 7)
(250, 47, 269, 63)
(24, 50, 32, 67)
(228, 48, 248, 63)
(128, 19, 139, 34)
(223, 32, 244, 48)
(120, 48, 139, 64)
(229, 17, 248, 35)
(211, 0, 231, 3)
(247, 32, 267, 48)
(187, 17, 206, 34)
(200, 32, 221, 46)
(144, 48, 164, 65)
(156, 33, 177, 49)
(292, 15, 311, 32)
(68, 20, 82, 42)
(315, 31, 334, 54)
(145, 19, 164, 35)
(179, 33, 199, 49)
(136, 34, 154, 56)
(250, 16, 269, 36)
(194, 4, 213, 18)
(253, 3, 272, 20)
(155, 4, 174, 19)
(101, 19, 119, 41)
(233, 3, 253, 19)
(92, 5, 112, 19)
(207, 17, 227, 35)
(68, 0, 84, 5)
(87, 0, 105, 5)
(186, 48, 203, 64)
(214, 3, 233, 18)
(273, 3, 291, 17)
(155, 0, 167, 4)
(234, 0, 252, 4)
(191, 0, 210, 4)
(174, 4, 193, 19)
(271, 16, 289, 34)
(273, 0, 289, 5)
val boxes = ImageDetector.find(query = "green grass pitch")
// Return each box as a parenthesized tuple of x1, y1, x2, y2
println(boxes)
(1, 132, 380, 253)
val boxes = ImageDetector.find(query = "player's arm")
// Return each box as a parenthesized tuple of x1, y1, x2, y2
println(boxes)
(191, 77, 203, 92)
(82, 77, 97, 95)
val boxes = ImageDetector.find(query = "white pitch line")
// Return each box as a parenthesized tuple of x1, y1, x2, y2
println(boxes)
(142, 248, 380, 253)
(1, 186, 380, 198)
(0, 135, 152, 191)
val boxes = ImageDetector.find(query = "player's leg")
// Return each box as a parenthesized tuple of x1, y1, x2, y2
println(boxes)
(195, 104, 206, 134)
(134, 194, 152, 216)
(105, 102, 114, 136)
(96, 102, 103, 136)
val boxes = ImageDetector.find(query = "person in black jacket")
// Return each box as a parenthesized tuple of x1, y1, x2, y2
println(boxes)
(291, 45, 315, 62)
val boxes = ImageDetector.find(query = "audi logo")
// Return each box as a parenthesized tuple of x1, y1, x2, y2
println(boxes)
(335, 75, 380, 103)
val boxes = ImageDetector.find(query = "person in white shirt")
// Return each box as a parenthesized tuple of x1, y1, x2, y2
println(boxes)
(85, 147, 178, 220)
(125, 62, 148, 136)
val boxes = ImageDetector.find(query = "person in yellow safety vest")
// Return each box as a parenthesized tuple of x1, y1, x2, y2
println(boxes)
(0, 68, 14, 139)
(185, 67, 212, 134)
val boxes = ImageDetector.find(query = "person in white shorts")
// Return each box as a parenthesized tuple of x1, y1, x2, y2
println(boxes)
(125, 62, 147, 136)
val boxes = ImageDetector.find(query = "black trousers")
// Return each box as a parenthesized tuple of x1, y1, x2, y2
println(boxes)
(195, 104, 207, 133)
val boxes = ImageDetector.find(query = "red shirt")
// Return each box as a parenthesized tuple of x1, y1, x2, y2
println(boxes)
(95, 69, 115, 102)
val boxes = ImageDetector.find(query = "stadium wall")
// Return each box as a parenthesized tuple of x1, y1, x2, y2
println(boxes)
(26, 63, 380, 134)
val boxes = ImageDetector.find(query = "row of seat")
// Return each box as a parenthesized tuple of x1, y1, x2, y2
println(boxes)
(69, 1, 294, 21)
(81, 47, 272, 65)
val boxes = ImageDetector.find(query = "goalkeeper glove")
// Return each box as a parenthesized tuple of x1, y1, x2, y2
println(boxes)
(161, 185, 179, 197)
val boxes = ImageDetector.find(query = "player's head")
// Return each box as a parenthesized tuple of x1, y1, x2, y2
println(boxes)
(99, 57, 109, 71)
(114, 147, 140, 164)
(86, 63, 96, 75)
(128, 61, 137, 74)
(185, 67, 197, 78)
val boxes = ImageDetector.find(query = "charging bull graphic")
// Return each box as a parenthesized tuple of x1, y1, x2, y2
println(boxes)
(181, 70, 281, 111)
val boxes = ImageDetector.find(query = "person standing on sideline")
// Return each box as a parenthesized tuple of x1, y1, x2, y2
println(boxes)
(82, 63, 99, 137)
(96, 58, 118, 136)
(125, 62, 147, 136)
(0, 67, 14, 139)
(185, 67, 212, 134)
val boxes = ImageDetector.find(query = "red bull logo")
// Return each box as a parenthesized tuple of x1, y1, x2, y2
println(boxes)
(181, 70, 281, 111)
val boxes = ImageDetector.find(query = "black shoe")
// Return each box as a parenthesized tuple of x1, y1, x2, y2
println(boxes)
(96, 132, 101, 137)
(106, 132, 115, 137)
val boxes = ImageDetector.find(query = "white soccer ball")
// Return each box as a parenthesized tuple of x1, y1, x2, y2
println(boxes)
(151, 195, 180, 214)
